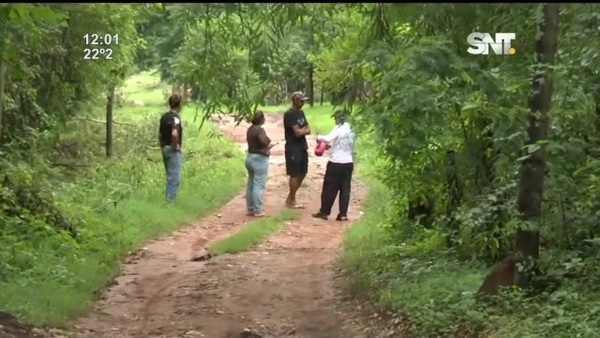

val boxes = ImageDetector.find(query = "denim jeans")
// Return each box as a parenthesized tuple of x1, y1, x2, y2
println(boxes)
(245, 153, 269, 213)
(162, 146, 182, 202)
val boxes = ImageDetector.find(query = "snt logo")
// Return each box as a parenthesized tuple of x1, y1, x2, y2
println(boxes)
(467, 32, 516, 56)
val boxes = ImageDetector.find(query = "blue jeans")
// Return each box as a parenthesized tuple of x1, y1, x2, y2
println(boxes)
(245, 153, 269, 213)
(162, 146, 182, 202)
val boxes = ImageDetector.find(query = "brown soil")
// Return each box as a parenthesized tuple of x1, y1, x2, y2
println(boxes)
(12, 113, 403, 338)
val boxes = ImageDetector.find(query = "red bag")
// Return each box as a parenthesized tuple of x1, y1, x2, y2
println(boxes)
(315, 139, 327, 157)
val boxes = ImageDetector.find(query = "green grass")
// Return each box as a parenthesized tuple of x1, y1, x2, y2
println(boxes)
(122, 71, 165, 106)
(0, 71, 246, 325)
(211, 209, 298, 255)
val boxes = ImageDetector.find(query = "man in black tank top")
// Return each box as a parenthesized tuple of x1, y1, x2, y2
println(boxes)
(158, 94, 183, 203)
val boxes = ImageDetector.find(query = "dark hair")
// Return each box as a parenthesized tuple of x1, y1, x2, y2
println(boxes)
(168, 94, 182, 109)
(251, 110, 265, 125)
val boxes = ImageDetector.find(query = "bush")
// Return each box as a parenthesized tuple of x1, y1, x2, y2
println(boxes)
(0, 73, 245, 325)
(342, 138, 600, 336)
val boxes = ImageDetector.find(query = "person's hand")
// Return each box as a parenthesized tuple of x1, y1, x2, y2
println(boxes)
(269, 142, 279, 149)
(174, 144, 181, 152)
(325, 144, 331, 150)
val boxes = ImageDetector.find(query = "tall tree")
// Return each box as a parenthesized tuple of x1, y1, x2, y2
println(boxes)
(515, 3, 560, 288)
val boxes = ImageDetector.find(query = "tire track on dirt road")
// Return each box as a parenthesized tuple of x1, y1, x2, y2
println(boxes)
(65, 113, 381, 338)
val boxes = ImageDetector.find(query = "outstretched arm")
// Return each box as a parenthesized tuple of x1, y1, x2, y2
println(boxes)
(317, 126, 340, 143)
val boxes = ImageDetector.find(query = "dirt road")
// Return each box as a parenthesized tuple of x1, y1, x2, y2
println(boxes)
(52, 114, 385, 338)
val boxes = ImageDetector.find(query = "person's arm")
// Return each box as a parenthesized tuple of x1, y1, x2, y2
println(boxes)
(350, 130, 357, 161)
(258, 128, 271, 147)
(170, 116, 181, 151)
(158, 123, 162, 145)
(317, 126, 341, 143)
(303, 118, 311, 135)
(284, 111, 310, 137)
(293, 125, 310, 137)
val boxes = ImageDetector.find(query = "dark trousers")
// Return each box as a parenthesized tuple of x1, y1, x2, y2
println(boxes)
(320, 161, 354, 217)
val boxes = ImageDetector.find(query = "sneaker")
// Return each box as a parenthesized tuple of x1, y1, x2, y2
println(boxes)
(336, 215, 349, 221)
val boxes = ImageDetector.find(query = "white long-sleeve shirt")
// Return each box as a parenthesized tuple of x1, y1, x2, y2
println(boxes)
(317, 122, 355, 163)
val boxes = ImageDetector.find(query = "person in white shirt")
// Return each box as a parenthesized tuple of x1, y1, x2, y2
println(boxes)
(312, 110, 356, 221)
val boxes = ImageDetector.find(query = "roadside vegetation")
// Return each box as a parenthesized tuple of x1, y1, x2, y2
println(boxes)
(0, 70, 244, 324)
(2, 3, 600, 337)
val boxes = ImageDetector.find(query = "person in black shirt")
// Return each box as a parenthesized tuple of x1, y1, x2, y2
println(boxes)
(158, 94, 183, 203)
(283, 91, 311, 208)
(245, 110, 276, 217)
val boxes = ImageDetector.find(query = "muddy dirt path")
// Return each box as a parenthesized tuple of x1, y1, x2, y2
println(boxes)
(60, 113, 381, 338)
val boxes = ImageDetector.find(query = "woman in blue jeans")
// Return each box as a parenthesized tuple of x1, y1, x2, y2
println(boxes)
(245, 111, 276, 217)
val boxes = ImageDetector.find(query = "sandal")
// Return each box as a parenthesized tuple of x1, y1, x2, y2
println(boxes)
(286, 204, 306, 209)
(252, 212, 266, 217)
(336, 215, 349, 221)
(312, 212, 328, 220)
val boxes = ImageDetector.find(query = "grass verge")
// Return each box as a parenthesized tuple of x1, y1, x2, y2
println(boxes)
(0, 71, 245, 325)
(211, 209, 298, 255)
(341, 173, 600, 337)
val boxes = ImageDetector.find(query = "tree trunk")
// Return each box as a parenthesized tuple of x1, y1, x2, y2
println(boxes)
(306, 64, 314, 107)
(515, 3, 559, 289)
(105, 85, 115, 158)
(0, 59, 6, 149)
(0, 12, 8, 150)
(445, 149, 462, 247)
(320, 80, 324, 106)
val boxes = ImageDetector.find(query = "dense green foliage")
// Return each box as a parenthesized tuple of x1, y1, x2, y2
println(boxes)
(1, 3, 600, 337)
(336, 4, 600, 337)
(0, 5, 244, 324)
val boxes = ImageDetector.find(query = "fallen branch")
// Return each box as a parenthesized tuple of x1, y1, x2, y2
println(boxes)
(94, 200, 118, 211)
(50, 162, 91, 168)
(72, 117, 135, 126)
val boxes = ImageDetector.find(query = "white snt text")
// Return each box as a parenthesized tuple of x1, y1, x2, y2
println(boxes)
(467, 32, 516, 56)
